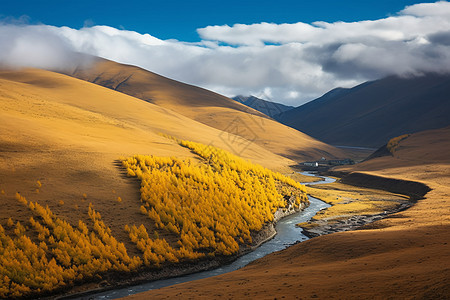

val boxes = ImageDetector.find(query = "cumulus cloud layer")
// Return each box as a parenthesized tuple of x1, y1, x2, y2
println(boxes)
(1, 1, 450, 105)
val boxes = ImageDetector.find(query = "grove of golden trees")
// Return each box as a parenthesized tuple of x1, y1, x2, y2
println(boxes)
(0, 195, 141, 298)
(122, 139, 308, 259)
(0, 138, 307, 298)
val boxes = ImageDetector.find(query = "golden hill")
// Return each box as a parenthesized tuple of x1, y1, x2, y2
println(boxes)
(66, 58, 345, 161)
(0, 65, 326, 297)
(127, 127, 450, 299)
(0, 67, 297, 251)
(0, 67, 317, 297)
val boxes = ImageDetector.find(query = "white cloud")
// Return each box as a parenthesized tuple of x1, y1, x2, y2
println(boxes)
(1, 1, 450, 106)
(0, 25, 87, 71)
(400, 1, 450, 17)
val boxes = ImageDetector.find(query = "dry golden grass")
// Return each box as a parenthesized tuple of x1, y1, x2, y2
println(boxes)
(296, 221, 320, 229)
(67, 59, 347, 162)
(316, 200, 400, 219)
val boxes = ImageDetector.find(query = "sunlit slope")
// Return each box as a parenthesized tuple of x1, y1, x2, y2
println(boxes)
(0, 68, 295, 244)
(67, 58, 345, 161)
(127, 127, 450, 299)
(357, 126, 450, 168)
(0, 68, 292, 164)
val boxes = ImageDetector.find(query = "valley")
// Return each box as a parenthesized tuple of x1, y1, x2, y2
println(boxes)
(0, 59, 449, 299)
(0, 65, 330, 298)
(1, 2, 450, 299)
(125, 127, 450, 299)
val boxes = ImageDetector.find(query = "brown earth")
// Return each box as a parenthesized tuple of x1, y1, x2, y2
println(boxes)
(125, 127, 450, 299)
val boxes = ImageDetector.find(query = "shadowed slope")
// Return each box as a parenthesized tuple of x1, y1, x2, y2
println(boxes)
(126, 127, 450, 299)
(66, 58, 345, 161)
(277, 74, 450, 148)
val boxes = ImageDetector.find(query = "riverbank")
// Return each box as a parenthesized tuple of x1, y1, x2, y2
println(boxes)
(64, 171, 432, 299)
(126, 171, 449, 299)
(300, 195, 416, 237)
(299, 172, 420, 237)
(56, 193, 310, 299)
(85, 197, 329, 299)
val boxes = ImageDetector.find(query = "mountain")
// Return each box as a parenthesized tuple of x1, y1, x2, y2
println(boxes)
(0, 62, 348, 260)
(2, 60, 449, 299)
(64, 58, 345, 162)
(276, 74, 450, 148)
(127, 126, 450, 299)
(232, 95, 294, 118)
(0, 66, 317, 297)
(0, 63, 347, 297)
(0, 67, 298, 230)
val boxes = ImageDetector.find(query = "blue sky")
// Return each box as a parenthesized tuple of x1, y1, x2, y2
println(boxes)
(1, 1, 449, 105)
(1, 0, 436, 41)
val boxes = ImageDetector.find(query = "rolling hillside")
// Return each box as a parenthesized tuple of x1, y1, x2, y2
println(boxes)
(232, 95, 293, 118)
(65, 58, 345, 161)
(276, 74, 450, 148)
(0, 67, 299, 253)
(126, 126, 450, 299)
(0, 67, 318, 296)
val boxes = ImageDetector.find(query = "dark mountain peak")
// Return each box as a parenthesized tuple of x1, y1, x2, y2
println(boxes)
(231, 95, 294, 118)
(277, 73, 450, 148)
(233, 95, 249, 103)
(319, 87, 350, 99)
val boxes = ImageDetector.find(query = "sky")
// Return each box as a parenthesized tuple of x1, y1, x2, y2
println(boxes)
(1, 1, 433, 42)
(1, 0, 449, 105)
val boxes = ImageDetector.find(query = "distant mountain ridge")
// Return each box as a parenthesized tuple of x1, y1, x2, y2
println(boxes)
(275, 73, 450, 148)
(232, 95, 293, 118)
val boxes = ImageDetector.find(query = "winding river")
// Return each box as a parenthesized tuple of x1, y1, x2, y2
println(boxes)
(84, 172, 333, 299)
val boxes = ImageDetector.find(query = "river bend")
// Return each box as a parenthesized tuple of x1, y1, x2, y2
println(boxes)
(83, 172, 332, 299)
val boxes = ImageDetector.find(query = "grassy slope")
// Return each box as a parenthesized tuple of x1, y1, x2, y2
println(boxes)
(126, 127, 450, 299)
(66, 59, 345, 162)
(0, 68, 296, 254)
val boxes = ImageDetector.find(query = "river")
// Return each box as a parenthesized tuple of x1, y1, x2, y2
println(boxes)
(82, 172, 333, 299)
